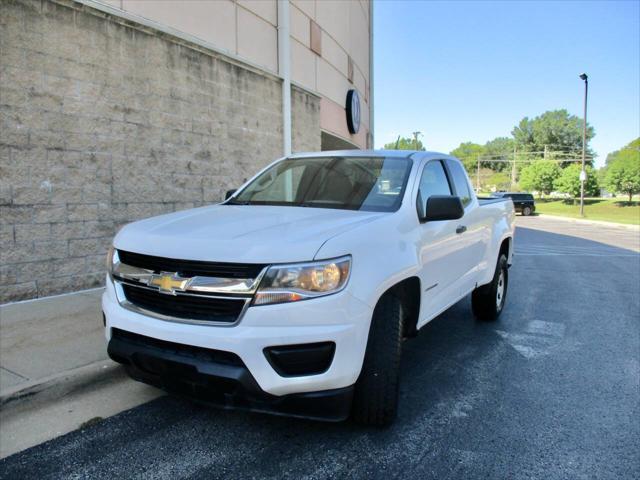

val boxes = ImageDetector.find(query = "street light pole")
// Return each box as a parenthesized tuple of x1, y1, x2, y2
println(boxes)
(579, 73, 588, 217)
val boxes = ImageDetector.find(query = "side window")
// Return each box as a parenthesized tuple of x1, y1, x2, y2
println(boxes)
(446, 160, 472, 207)
(417, 160, 452, 218)
(418, 160, 451, 200)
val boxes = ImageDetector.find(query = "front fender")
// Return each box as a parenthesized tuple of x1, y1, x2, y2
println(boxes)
(314, 215, 420, 309)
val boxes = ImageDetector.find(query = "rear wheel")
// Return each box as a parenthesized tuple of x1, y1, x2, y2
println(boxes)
(472, 254, 508, 321)
(522, 206, 532, 216)
(352, 293, 403, 426)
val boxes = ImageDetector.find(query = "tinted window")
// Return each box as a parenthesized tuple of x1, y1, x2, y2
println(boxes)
(231, 156, 413, 212)
(418, 161, 451, 200)
(447, 160, 472, 207)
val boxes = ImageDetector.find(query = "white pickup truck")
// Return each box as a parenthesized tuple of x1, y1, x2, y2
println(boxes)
(104, 150, 515, 425)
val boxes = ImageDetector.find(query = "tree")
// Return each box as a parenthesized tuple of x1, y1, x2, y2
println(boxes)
(383, 136, 425, 151)
(604, 138, 640, 201)
(605, 139, 639, 166)
(554, 164, 599, 198)
(518, 160, 561, 195)
(450, 142, 484, 172)
(596, 166, 608, 186)
(511, 109, 595, 166)
(486, 171, 511, 191)
(482, 137, 515, 171)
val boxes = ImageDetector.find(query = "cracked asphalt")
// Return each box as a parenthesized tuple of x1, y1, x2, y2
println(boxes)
(1, 216, 638, 479)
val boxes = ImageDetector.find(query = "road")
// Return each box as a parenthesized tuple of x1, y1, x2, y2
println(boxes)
(1, 216, 638, 479)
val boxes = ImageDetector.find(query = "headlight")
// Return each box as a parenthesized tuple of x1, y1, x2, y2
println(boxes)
(106, 246, 115, 275)
(253, 256, 351, 305)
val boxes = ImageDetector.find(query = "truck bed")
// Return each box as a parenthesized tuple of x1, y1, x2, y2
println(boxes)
(477, 197, 511, 206)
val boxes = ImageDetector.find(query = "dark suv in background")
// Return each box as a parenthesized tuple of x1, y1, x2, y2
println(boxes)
(492, 192, 536, 216)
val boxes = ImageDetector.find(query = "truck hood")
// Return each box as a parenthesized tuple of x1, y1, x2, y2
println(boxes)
(114, 205, 384, 264)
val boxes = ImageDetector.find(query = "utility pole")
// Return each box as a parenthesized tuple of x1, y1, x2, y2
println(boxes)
(511, 146, 517, 189)
(477, 155, 481, 192)
(544, 145, 548, 160)
(579, 73, 588, 217)
(412, 131, 421, 150)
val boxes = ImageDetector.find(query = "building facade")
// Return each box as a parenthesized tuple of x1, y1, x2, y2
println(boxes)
(0, 0, 373, 302)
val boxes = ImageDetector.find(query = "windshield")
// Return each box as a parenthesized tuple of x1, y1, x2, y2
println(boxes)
(228, 157, 413, 212)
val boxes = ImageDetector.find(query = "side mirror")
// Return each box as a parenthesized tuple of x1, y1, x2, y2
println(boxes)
(421, 195, 464, 222)
(225, 189, 237, 200)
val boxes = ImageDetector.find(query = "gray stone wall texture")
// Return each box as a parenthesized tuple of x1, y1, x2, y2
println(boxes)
(0, 0, 321, 303)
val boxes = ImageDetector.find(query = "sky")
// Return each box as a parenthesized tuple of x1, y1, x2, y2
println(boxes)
(373, 0, 640, 167)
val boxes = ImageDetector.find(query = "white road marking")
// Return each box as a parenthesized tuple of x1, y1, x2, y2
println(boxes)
(497, 320, 567, 359)
(525, 320, 566, 338)
(516, 243, 639, 257)
(516, 253, 638, 257)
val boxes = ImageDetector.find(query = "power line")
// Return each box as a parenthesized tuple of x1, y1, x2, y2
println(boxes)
(477, 158, 590, 163)
(478, 153, 594, 159)
(471, 152, 595, 191)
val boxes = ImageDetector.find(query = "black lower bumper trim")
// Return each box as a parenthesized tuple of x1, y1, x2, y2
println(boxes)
(108, 328, 353, 422)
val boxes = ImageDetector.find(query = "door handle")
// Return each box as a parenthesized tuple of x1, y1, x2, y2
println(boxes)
(456, 225, 467, 234)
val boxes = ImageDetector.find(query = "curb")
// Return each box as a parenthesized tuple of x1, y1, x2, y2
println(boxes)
(0, 359, 123, 409)
(536, 214, 640, 231)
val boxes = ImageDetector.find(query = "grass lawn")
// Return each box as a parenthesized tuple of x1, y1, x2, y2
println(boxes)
(535, 198, 640, 225)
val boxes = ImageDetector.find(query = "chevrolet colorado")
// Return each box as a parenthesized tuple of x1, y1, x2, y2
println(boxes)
(104, 150, 515, 425)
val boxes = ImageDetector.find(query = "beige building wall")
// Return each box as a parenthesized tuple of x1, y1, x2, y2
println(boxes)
(290, 0, 371, 148)
(0, 0, 321, 303)
(97, 0, 372, 149)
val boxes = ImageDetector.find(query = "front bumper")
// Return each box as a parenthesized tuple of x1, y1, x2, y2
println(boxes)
(102, 277, 373, 399)
(108, 327, 354, 421)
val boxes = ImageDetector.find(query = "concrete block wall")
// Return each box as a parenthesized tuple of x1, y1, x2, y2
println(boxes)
(0, 0, 321, 303)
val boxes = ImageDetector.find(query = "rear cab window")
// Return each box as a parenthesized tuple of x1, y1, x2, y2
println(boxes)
(445, 159, 473, 207)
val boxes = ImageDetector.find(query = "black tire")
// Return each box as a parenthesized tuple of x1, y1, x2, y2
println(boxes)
(352, 293, 404, 426)
(522, 206, 532, 216)
(472, 254, 508, 321)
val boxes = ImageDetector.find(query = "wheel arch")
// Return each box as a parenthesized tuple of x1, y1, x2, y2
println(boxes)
(500, 236, 513, 266)
(377, 276, 422, 339)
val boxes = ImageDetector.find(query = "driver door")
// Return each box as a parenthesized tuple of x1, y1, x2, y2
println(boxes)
(416, 160, 470, 327)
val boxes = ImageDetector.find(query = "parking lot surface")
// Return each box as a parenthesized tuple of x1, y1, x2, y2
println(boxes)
(1, 216, 638, 479)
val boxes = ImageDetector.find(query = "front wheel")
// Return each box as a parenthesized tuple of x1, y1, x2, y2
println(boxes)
(522, 206, 532, 216)
(352, 293, 403, 426)
(472, 254, 508, 321)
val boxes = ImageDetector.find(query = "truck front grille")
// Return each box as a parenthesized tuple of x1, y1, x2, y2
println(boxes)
(122, 284, 246, 323)
(117, 250, 267, 279)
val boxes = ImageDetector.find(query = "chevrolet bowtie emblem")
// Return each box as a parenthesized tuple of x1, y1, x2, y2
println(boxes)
(148, 272, 191, 295)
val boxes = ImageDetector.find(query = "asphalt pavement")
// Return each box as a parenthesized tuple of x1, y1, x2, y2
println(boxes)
(1, 216, 638, 479)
